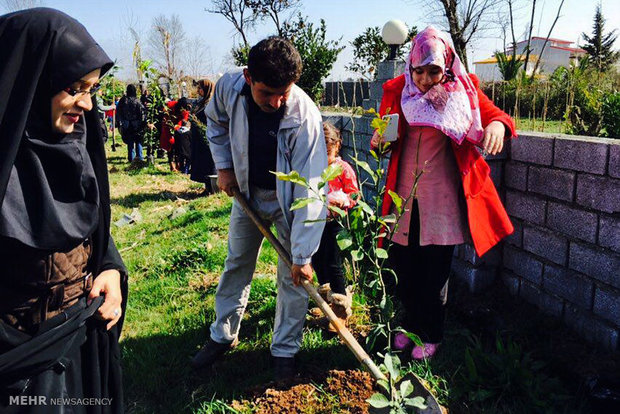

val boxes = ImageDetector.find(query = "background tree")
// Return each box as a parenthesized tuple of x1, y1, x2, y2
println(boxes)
(346, 25, 417, 80)
(208, 0, 254, 48)
(495, 51, 523, 81)
(0, 0, 43, 11)
(245, 0, 301, 37)
(148, 14, 186, 84)
(417, 0, 500, 71)
(183, 35, 214, 79)
(282, 14, 344, 102)
(581, 3, 619, 72)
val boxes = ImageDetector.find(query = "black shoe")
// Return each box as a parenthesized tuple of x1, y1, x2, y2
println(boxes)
(191, 339, 234, 370)
(272, 356, 296, 381)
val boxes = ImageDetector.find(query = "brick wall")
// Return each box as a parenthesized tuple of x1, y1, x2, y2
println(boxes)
(502, 133, 620, 351)
(320, 114, 620, 351)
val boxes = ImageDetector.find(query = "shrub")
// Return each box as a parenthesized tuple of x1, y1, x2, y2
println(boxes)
(602, 91, 620, 138)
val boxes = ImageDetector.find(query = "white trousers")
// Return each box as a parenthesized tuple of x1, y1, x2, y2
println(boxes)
(209, 187, 309, 357)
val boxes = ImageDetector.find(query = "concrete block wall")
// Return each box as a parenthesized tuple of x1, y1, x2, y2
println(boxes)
(320, 114, 620, 351)
(502, 133, 620, 351)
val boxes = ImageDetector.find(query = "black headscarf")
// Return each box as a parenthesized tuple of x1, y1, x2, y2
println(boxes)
(0, 8, 113, 252)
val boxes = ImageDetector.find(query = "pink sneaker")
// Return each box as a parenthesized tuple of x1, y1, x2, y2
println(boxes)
(411, 343, 440, 360)
(393, 333, 413, 350)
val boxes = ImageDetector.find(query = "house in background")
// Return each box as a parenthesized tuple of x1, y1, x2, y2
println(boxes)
(473, 54, 538, 82)
(474, 36, 586, 82)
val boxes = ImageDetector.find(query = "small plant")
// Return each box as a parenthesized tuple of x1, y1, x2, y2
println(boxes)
(139, 60, 166, 163)
(275, 109, 429, 412)
(367, 353, 427, 413)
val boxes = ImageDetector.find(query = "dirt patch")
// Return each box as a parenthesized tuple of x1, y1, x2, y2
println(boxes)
(231, 369, 375, 413)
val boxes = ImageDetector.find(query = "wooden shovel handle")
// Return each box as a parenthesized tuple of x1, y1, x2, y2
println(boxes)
(231, 187, 385, 381)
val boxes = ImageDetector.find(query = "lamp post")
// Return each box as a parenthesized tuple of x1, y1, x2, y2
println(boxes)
(362, 20, 409, 112)
(381, 20, 409, 60)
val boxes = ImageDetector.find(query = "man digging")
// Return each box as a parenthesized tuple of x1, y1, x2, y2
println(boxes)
(191, 37, 327, 380)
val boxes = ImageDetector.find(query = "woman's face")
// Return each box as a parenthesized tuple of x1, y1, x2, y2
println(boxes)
(410, 64, 443, 93)
(197, 86, 204, 97)
(51, 68, 101, 134)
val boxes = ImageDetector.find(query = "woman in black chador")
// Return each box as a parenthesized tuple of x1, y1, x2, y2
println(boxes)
(0, 8, 127, 413)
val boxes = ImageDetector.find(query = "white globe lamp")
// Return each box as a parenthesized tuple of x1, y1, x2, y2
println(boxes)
(382, 20, 409, 60)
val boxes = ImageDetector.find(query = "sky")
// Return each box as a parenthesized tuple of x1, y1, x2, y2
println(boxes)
(4, 0, 619, 81)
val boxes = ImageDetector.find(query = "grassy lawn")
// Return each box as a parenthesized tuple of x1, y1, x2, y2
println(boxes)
(109, 141, 598, 413)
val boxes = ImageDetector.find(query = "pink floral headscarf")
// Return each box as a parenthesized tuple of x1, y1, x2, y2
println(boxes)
(401, 26, 483, 144)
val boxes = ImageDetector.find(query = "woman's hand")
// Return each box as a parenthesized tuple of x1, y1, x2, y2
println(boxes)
(88, 269, 123, 330)
(482, 121, 507, 155)
(370, 130, 384, 148)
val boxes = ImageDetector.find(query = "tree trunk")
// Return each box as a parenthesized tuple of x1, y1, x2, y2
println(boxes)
(523, 0, 537, 76)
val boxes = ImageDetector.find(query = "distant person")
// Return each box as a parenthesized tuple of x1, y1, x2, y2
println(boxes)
(159, 98, 189, 171)
(0, 8, 126, 411)
(371, 26, 516, 360)
(174, 118, 192, 174)
(117, 84, 146, 162)
(95, 88, 115, 142)
(190, 79, 216, 194)
(191, 37, 327, 381)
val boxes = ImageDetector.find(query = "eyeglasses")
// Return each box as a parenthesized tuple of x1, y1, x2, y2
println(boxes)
(63, 83, 101, 97)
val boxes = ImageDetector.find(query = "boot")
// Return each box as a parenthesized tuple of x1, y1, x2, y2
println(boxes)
(327, 286, 353, 333)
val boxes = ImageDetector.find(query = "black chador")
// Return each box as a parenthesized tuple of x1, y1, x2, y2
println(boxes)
(0, 8, 127, 413)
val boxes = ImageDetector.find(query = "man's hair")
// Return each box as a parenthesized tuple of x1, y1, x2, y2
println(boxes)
(247, 36, 302, 88)
(126, 84, 137, 97)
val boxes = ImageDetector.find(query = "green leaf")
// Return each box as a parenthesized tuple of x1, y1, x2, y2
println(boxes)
(351, 249, 363, 261)
(380, 214, 397, 223)
(377, 379, 390, 393)
(384, 353, 400, 379)
(290, 197, 314, 211)
(399, 380, 414, 398)
(336, 232, 353, 250)
(357, 200, 375, 216)
(303, 218, 326, 224)
(370, 149, 379, 160)
(376, 248, 388, 259)
(367, 393, 390, 409)
(328, 205, 346, 217)
(272, 170, 308, 187)
(404, 331, 424, 347)
(388, 190, 403, 214)
(351, 157, 376, 183)
(404, 396, 427, 409)
(321, 163, 343, 183)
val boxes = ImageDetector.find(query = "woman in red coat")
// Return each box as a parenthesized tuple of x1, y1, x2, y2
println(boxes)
(371, 26, 516, 359)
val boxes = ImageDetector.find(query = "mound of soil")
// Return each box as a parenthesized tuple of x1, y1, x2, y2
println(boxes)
(231, 369, 375, 413)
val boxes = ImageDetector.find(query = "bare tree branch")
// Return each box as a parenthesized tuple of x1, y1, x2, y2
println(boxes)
(523, 0, 537, 73)
(207, 0, 255, 47)
(182, 35, 215, 79)
(245, 0, 301, 36)
(147, 14, 186, 82)
(530, 0, 565, 78)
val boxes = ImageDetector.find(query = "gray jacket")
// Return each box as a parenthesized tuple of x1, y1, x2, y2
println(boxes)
(206, 71, 327, 265)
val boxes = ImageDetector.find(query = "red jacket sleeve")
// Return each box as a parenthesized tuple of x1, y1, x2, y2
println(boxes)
(470, 74, 517, 138)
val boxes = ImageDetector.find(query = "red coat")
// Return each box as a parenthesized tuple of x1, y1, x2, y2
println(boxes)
(378, 74, 517, 257)
(159, 101, 189, 150)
